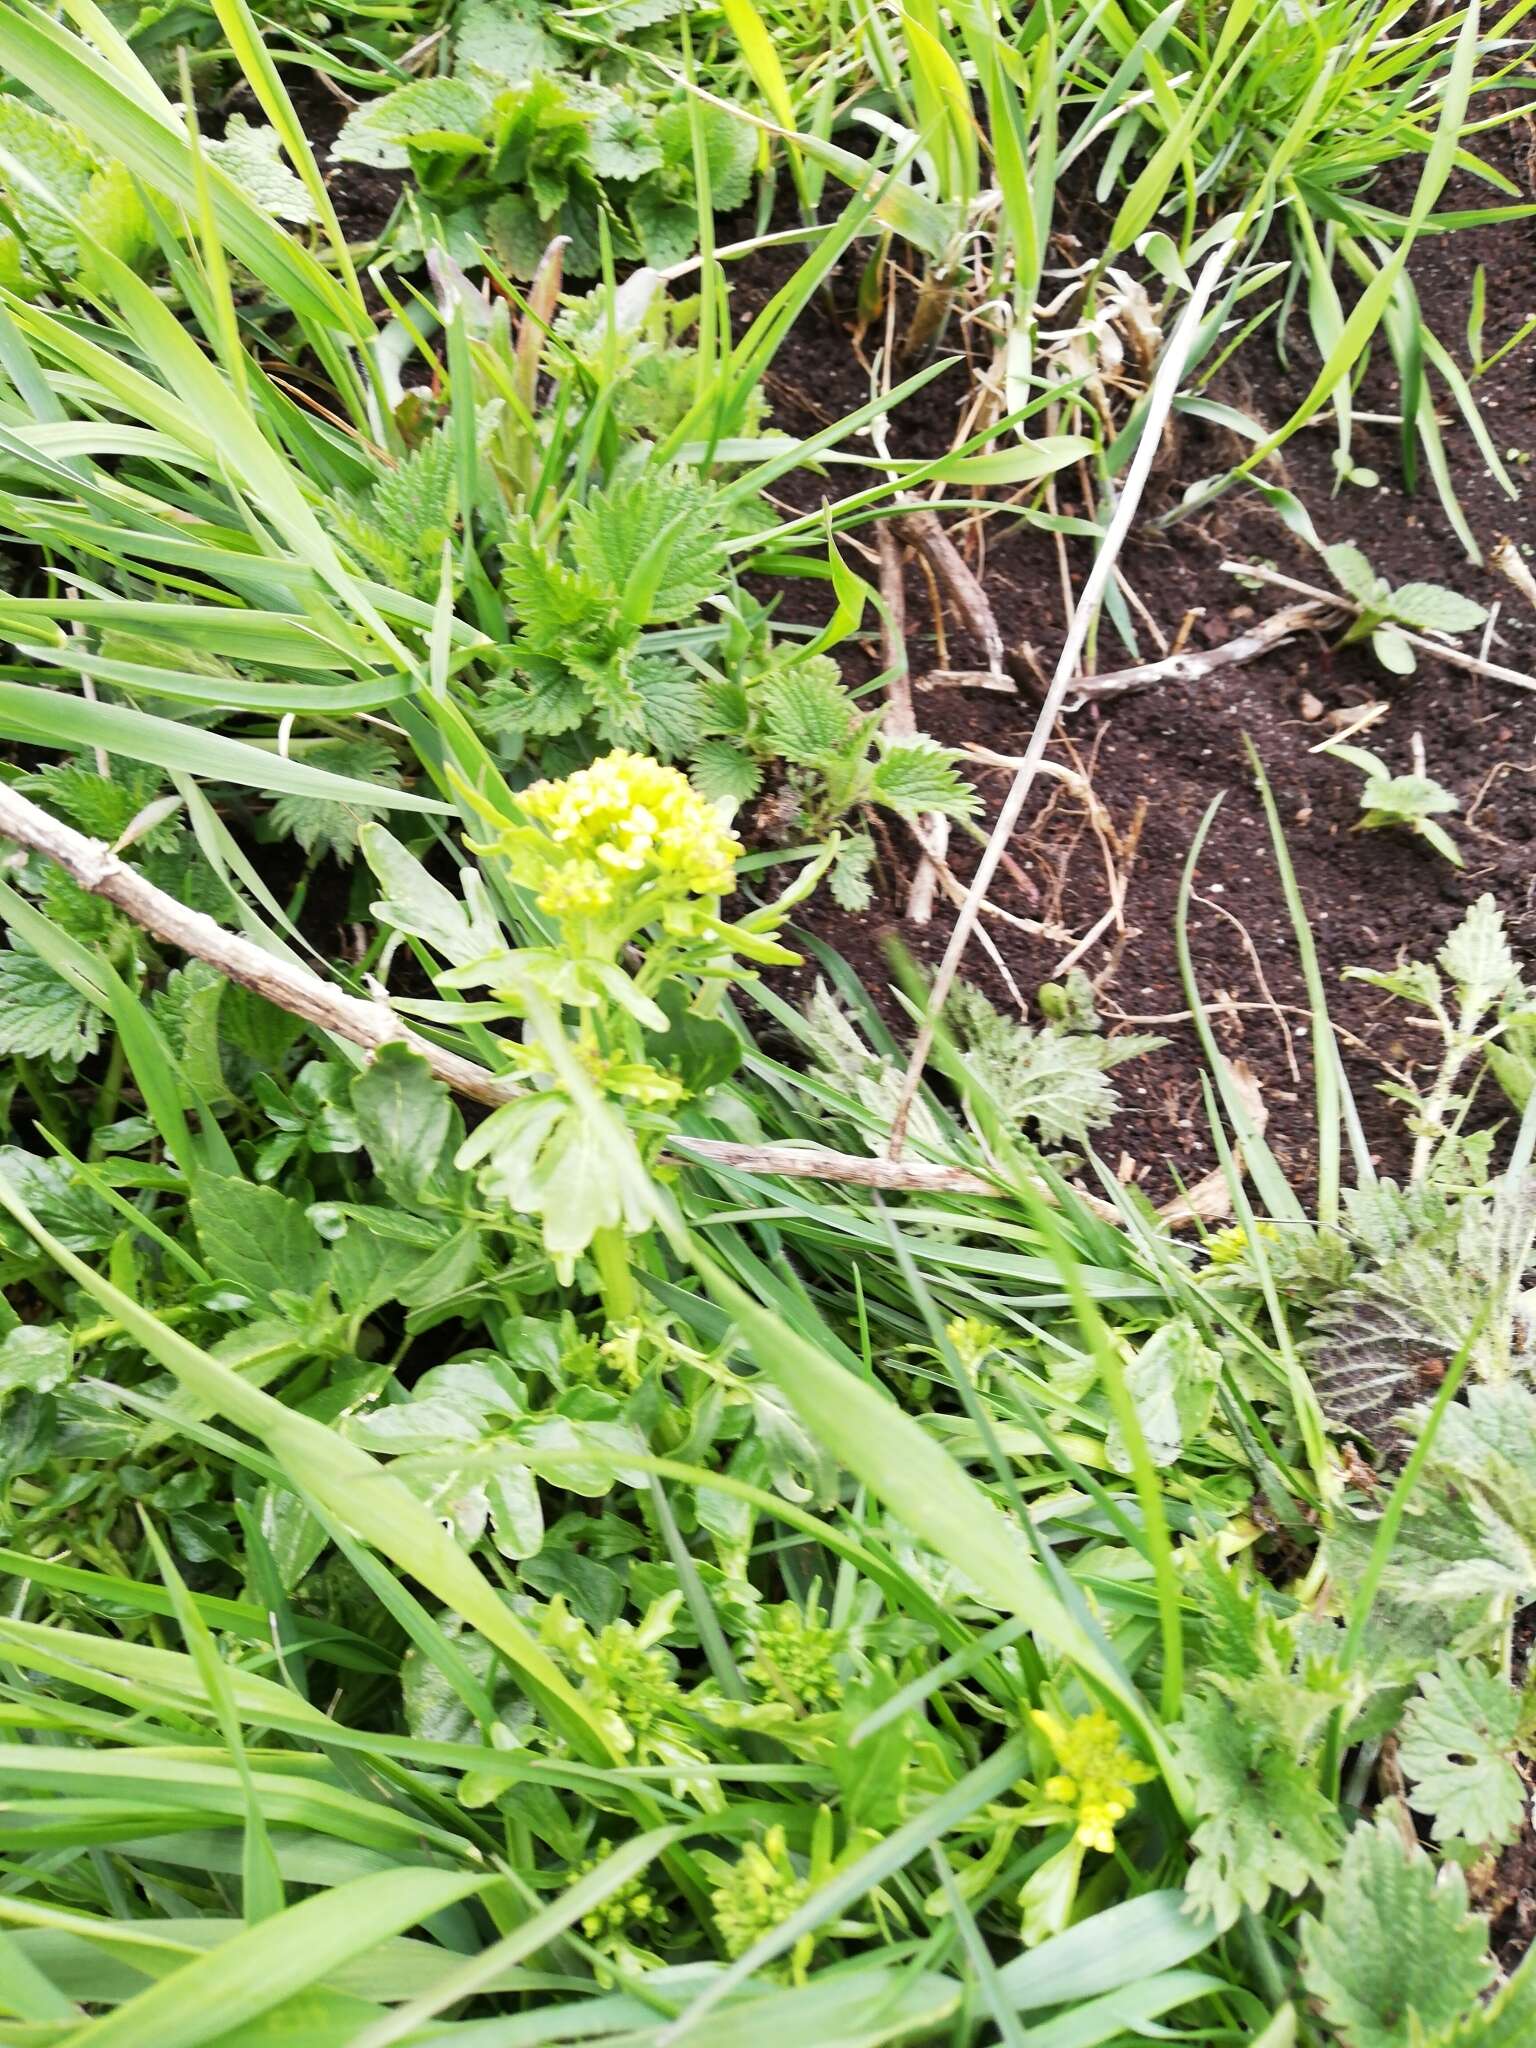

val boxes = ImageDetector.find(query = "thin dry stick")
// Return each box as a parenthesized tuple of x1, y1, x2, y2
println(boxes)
(892, 508, 1009, 679)
(1066, 600, 1330, 704)
(920, 668, 1019, 695)
(885, 244, 1237, 1157)
(877, 524, 947, 924)
(1221, 560, 1536, 694)
(0, 781, 518, 1108)
(917, 600, 1324, 702)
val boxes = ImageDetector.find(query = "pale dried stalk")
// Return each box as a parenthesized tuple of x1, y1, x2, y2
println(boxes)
(877, 524, 947, 924)
(920, 668, 1019, 695)
(921, 599, 1328, 705)
(1490, 535, 1536, 616)
(885, 243, 1237, 1157)
(0, 785, 1017, 1201)
(1067, 600, 1329, 704)
(0, 781, 518, 1108)
(666, 1139, 1002, 1197)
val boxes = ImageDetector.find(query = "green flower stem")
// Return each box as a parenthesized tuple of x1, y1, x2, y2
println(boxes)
(592, 1223, 638, 1324)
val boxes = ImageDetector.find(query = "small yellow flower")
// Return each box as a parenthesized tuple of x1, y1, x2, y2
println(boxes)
(709, 1825, 811, 1972)
(1203, 1220, 1279, 1267)
(945, 1315, 1005, 1376)
(515, 750, 741, 917)
(1030, 1708, 1154, 1854)
(535, 858, 616, 918)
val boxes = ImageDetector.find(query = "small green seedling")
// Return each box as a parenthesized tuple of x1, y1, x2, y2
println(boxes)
(1330, 450, 1379, 490)
(1321, 733, 1462, 866)
(1323, 543, 1487, 675)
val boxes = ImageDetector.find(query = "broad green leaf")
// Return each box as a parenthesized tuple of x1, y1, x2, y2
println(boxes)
(0, 681, 447, 810)
(38, 1867, 489, 2048)
(1301, 1811, 1492, 2048)
(190, 1175, 329, 1306)
(351, 1045, 454, 1205)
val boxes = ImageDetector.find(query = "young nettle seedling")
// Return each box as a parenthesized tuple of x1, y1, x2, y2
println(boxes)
(1323, 542, 1487, 675)
(1320, 729, 1462, 866)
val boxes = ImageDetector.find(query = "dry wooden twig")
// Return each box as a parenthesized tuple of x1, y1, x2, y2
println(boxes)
(1067, 600, 1330, 703)
(919, 668, 1019, 695)
(0, 785, 1015, 1203)
(0, 781, 518, 1109)
(891, 508, 1010, 681)
(920, 599, 1330, 705)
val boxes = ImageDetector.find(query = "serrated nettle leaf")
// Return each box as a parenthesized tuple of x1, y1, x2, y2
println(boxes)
(0, 1149, 115, 1256)
(1360, 773, 1459, 827)
(1439, 895, 1521, 1015)
(1347, 961, 1444, 1009)
(0, 943, 101, 1068)
(269, 738, 402, 863)
(944, 981, 1153, 1149)
(205, 115, 317, 226)
(760, 657, 858, 764)
(454, 0, 567, 86)
(690, 740, 764, 807)
(827, 832, 875, 912)
(1324, 543, 1388, 607)
(1301, 1810, 1493, 2048)
(1172, 1687, 1343, 1931)
(332, 78, 492, 172)
(867, 737, 978, 820)
(1400, 1656, 1527, 1849)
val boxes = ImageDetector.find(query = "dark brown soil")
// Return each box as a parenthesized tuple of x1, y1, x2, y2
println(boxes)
(735, 139, 1536, 1201)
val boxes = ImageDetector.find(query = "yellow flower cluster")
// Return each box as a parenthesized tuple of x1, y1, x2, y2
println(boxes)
(1203, 1219, 1280, 1267)
(516, 750, 741, 919)
(709, 1825, 810, 1965)
(945, 1314, 1005, 1376)
(1031, 1708, 1153, 1854)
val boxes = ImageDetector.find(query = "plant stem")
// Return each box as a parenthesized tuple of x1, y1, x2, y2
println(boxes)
(591, 1224, 637, 1324)
(91, 1035, 127, 1150)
